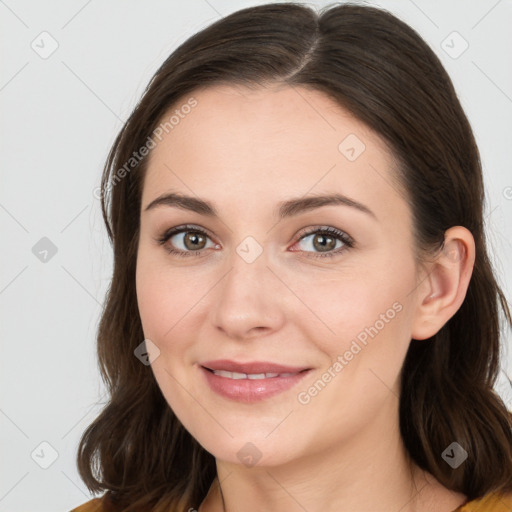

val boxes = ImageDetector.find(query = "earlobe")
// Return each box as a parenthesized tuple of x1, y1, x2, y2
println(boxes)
(411, 226, 475, 341)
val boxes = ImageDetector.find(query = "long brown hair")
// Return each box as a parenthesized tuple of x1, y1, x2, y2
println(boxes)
(77, 3, 512, 510)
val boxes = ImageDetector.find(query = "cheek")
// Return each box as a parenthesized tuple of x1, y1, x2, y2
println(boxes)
(135, 254, 204, 343)
(287, 258, 415, 392)
(135, 260, 203, 420)
(284, 269, 404, 346)
(136, 266, 170, 340)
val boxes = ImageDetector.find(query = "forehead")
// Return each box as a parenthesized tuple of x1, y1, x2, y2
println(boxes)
(141, 84, 405, 221)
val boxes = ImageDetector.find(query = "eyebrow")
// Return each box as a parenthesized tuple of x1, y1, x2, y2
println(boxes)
(143, 191, 377, 220)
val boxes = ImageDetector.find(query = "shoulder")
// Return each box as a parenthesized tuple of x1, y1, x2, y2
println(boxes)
(456, 491, 512, 511)
(69, 497, 106, 512)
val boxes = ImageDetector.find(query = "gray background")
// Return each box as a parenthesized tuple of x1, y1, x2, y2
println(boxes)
(1, 0, 511, 510)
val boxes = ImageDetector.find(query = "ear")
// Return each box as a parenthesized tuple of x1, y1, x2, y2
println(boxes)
(411, 226, 476, 341)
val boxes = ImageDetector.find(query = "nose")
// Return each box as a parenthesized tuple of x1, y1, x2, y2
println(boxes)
(210, 245, 286, 341)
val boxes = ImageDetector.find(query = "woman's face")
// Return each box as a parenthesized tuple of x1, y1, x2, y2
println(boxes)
(136, 84, 426, 467)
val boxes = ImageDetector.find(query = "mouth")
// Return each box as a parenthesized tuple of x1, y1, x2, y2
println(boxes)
(199, 360, 312, 402)
(201, 359, 310, 374)
(203, 368, 304, 379)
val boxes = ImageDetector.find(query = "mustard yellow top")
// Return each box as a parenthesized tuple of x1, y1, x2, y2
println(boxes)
(70, 498, 103, 511)
(455, 492, 512, 511)
(70, 491, 512, 511)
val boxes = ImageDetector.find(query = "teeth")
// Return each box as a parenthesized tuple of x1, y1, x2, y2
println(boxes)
(247, 373, 267, 380)
(211, 370, 293, 379)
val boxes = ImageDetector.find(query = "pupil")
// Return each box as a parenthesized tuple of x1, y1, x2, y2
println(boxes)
(314, 234, 335, 252)
(185, 232, 205, 250)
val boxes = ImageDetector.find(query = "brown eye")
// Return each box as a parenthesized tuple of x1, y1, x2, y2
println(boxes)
(157, 225, 218, 257)
(293, 226, 354, 258)
(181, 231, 207, 250)
(312, 233, 337, 252)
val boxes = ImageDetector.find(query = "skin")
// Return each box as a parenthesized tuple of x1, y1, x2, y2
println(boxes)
(135, 84, 475, 512)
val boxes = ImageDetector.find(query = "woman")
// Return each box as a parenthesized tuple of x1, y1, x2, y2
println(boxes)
(71, 3, 512, 511)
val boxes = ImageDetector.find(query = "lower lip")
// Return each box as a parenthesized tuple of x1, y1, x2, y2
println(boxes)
(200, 366, 311, 403)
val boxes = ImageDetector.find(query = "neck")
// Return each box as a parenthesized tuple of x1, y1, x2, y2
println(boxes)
(199, 399, 467, 512)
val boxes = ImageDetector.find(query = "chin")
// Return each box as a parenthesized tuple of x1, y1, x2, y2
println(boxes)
(192, 427, 307, 469)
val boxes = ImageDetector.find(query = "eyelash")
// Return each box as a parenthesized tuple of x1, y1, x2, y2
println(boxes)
(156, 224, 354, 259)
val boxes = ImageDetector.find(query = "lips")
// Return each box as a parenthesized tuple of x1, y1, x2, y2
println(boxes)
(199, 359, 312, 402)
(208, 370, 294, 379)
(201, 359, 309, 375)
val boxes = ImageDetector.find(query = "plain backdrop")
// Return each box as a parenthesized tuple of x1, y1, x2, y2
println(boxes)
(1, 1, 511, 510)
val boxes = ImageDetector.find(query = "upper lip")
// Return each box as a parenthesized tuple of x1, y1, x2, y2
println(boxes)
(201, 359, 310, 374)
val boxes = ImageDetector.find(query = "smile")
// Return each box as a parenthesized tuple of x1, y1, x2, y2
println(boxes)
(210, 370, 298, 379)
(199, 362, 311, 402)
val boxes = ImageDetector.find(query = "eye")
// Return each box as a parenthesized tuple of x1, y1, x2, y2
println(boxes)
(156, 224, 354, 259)
(291, 226, 354, 258)
(156, 224, 219, 257)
